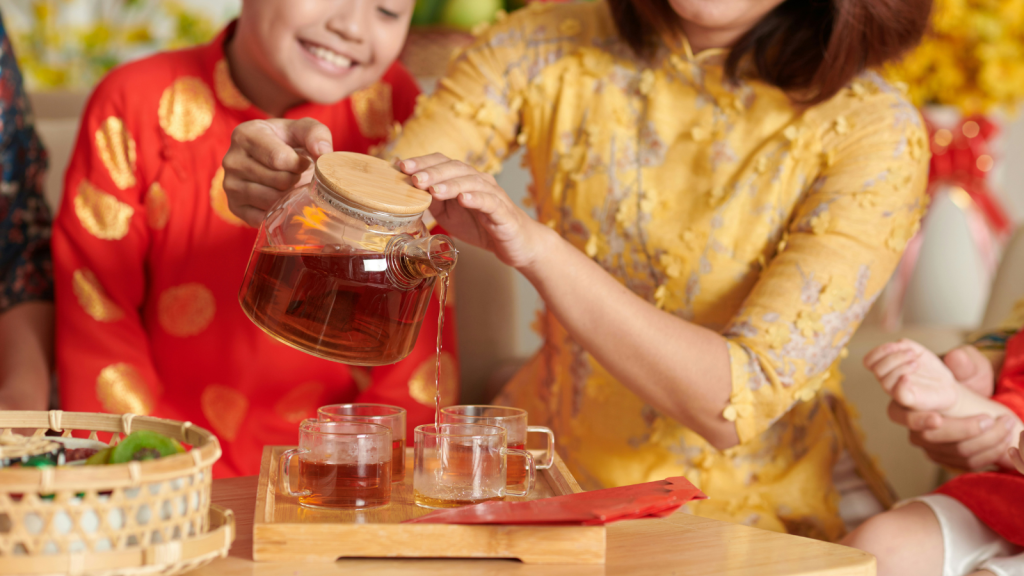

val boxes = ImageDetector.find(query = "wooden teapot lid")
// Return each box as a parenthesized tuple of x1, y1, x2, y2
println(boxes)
(315, 152, 432, 215)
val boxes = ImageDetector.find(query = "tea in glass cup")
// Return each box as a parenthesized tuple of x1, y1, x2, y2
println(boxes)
(318, 404, 407, 482)
(279, 419, 391, 509)
(413, 423, 535, 509)
(439, 405, 554, 486)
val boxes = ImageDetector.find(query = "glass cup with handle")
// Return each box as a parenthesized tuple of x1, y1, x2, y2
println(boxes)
(413, 423, 535, 509)
(318, 403, 407, 482)
(439, 405, 555, 486)
(279, 419, 392, 509)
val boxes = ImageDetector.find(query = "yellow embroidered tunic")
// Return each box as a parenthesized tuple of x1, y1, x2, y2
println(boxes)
(389, 1, 930, 540)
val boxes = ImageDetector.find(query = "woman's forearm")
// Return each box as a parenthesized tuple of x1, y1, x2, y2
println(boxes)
(519, 224, 739, 450)
(0, 301, 54, 411)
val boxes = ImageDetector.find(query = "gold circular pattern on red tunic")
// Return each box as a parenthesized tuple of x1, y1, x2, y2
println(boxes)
(408, 351, 458, 407)
(350, 82, 393, 139)
(158, 282, 216, 337)
(145, 182, 170, 229)
(209, 167, 247, 226)
(96, 363, 155, 415)
(95, 116, 137, 190)
(201, 384, 248, 441)
(73, 178, 135, 240)
(72, 268, 124, 322)
(158, 76, 215, 142)
(273, 381, 325, 423)
(213, 59, 251, 110)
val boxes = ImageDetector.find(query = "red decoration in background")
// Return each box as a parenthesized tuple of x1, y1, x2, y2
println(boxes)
(881, 113, 1013, 329)
(925, 115, 1011, 236)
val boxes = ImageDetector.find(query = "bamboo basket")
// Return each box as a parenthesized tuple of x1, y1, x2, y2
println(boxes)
(0, 410, 233, 576)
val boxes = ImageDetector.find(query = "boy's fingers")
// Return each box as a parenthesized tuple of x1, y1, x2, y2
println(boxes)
(233, 121, 309, 173)
(223, 174, 286, 214)
(225, 153, 304, 192)
(289, 118, 334, 159)
(234, 205, 268, 229)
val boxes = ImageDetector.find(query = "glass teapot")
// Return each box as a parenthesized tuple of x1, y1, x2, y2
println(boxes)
(238, 152, 457, 366)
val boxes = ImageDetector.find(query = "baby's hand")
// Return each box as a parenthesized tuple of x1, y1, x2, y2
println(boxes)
(1009, 431, 1024, 475)
(863, 339, 960, 413)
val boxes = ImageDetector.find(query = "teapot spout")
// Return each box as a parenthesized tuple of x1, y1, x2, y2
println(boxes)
(386, 234, 458, 288)
(421, 234, 458, 277)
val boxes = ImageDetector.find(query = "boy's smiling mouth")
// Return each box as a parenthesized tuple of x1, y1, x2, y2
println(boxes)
(299, 39, 357, 72)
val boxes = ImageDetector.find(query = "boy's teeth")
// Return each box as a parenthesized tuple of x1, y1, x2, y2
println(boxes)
(309, 44, 352, 68)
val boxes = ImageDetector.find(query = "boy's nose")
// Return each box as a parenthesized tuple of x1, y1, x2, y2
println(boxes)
(326, 0, 369, 44)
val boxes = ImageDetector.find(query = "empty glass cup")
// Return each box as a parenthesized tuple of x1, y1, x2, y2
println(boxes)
(413, 423, 535, 509)
(439, 405, 555, 486)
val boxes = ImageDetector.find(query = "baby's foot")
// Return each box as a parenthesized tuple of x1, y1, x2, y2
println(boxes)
(864, 339, 962, 413)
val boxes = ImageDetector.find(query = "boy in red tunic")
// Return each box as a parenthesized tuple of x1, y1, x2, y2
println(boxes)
(53, 0, 458, 477)
(844, 335, 1024, 575)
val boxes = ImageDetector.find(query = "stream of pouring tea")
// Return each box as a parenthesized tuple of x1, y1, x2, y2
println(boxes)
(434, 272, 450, 429)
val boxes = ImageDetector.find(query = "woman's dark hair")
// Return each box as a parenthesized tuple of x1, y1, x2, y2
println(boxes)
(607, 0, 932, 104)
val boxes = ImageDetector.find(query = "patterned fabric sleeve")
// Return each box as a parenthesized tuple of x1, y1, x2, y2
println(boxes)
(384, 8, 531, 170)
(0, 12, 52, 313)
(52, 71, 170, 419)
(967, 297, 1024, 352)
(722, 94, 930, 443)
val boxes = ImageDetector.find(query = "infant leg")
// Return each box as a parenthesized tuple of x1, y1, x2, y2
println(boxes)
(842, 502, 943, 576)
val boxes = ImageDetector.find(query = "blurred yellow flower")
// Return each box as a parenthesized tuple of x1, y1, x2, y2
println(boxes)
(5, 0, 233, 91)
(885, 0, 1024, 114)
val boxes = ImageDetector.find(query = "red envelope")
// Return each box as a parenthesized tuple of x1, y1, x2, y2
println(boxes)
(404, 476, 707, 526)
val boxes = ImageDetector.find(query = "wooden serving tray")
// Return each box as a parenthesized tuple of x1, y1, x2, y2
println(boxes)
(253, 446, 605, 564)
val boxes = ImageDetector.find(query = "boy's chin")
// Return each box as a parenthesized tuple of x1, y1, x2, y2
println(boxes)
(291, 76, 375, 106)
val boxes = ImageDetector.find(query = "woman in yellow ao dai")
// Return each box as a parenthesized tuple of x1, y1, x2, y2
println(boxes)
(387, 0, 931, 541)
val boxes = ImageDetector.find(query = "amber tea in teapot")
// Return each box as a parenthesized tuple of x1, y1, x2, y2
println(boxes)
(239, 152, 457, 366)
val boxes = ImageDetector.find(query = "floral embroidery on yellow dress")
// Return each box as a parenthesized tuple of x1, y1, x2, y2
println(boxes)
(388, 1, 930, 541)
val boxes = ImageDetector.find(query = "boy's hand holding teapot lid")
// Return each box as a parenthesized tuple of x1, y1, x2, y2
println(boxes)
(222, 118, 333, 228)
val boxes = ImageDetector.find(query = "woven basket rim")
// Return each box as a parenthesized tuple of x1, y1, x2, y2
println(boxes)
(0, 411, 221, 491)
(0, 504, 235, 576)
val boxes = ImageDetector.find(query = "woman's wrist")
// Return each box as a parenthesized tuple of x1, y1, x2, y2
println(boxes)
(515, 220, 563, 279)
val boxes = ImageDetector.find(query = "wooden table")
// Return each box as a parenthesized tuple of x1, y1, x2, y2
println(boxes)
(190, 476, 875, 576)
